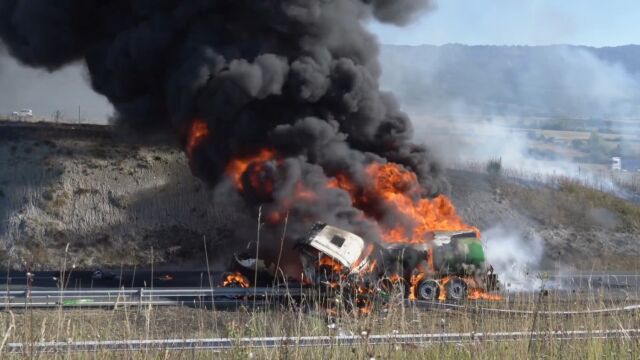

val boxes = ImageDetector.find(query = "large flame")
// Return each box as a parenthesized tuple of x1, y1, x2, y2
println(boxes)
(330, 162, 478, 244)
(224, 149, 476, 245)
(221, 149, 500, 302)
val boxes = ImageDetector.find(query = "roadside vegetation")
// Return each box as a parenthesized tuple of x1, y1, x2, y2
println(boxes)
(0, 286, 637, 359)
(501, 177, 640, 232)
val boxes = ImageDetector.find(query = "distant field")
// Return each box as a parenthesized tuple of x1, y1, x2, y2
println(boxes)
(413, 117, 640, 166)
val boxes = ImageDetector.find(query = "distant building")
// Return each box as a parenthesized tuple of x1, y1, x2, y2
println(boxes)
(12, 109, 33, 117)
(612, 157, 640, 172)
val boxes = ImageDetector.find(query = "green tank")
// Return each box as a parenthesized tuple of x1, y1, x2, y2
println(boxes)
(431, 231, 487, 276)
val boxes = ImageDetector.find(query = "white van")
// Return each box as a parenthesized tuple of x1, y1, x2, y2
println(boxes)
(12, 109, 33, 117)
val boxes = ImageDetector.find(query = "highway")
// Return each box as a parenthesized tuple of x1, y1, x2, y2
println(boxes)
(0, 270, 637, 355)
(0, 270, 636, 310)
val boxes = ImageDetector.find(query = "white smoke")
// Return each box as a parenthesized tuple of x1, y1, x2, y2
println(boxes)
(483, 226, 545, 292)
(380, 44, 640, 196)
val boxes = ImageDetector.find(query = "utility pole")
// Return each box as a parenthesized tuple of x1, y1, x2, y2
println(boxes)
(78, 105, 81, 123)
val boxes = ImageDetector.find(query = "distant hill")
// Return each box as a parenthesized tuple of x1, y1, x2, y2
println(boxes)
(380, 44, 640, 119)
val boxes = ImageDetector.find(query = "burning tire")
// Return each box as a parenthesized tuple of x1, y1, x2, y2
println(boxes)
(417, 279, 440, 301)
(445, 277, 468, 301)
(224, 282, 243, 288)
(221, 272, 250, 289)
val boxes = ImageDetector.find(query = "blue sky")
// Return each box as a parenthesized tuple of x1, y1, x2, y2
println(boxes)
(369, 0, 640, 47)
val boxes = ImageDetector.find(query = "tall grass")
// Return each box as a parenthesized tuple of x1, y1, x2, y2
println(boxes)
(0, 286, 638, 359)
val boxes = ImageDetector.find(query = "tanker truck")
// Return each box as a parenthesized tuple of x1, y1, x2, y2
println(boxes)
(297, 223, 499, 301)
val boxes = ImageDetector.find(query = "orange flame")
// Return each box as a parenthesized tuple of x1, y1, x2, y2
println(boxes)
(318, 256, 344, 273)
(225, 151, 475, 248)
(356, 285, 374, 315)
(364, 259, 378, 274)
(221, 149, 500, 302)
(437, 276, 452, 301)
(222, 272, 250, 288)
(408, 273, 425, 301)
(352, 243, 375, 272)
(225, 148, 277, 191)
(330, 163, 478, 244)
(186, 119, 210, 157)
(468, 288, 503, 301)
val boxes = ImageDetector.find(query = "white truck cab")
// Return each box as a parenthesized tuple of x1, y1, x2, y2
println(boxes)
(298, 223, 371, 280)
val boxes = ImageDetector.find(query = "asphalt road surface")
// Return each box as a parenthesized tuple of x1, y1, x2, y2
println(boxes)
(0, 270, 636, 310)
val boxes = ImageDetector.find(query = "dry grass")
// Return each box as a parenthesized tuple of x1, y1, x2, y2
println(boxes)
(455, 160, 640, 232)
(0, 286, 638, 359)
(0, 136, 244, 268)
(501, 178, 640, 232)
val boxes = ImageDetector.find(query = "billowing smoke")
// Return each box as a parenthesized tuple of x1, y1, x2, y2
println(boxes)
(369, 0, 435, 25)
(381, 44, 640, 171)
(380, 44, 640, 198)
(484, 226, 544, 292)
(0, 0, 444, 271)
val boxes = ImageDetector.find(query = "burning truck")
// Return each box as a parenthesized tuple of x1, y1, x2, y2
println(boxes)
(226, 222, 500, 303)
(0, 0, 499, 305)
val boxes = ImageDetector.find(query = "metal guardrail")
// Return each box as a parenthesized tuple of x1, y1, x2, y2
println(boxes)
(0, 287, 310, 309)
(411, 301, 640, 315)
(546, 274, 640, 289)
(0, 287, 306, 297)
(5, 329, 640, 353)
(0, 272, 637, 310)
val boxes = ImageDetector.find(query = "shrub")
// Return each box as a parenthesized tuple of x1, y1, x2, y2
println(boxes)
(486, 158, 502, 177)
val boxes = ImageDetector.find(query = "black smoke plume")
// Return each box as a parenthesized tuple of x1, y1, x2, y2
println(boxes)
(0, 0, 443, 271)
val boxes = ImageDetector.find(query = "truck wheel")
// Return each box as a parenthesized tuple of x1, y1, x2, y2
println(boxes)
(417, 280, 440, 300)
(445, 277, 468, 301)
